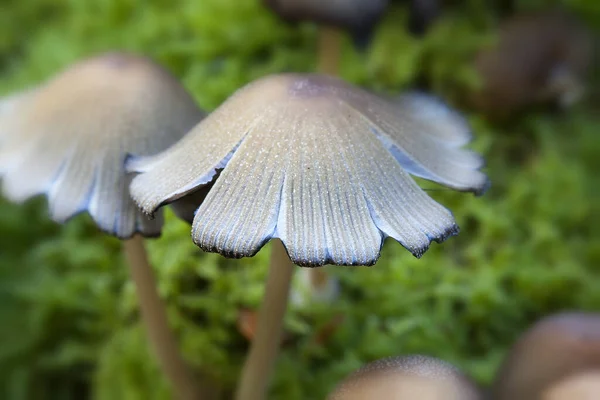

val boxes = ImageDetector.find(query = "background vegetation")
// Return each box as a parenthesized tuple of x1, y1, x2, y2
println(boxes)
(0, 0, 598, 398)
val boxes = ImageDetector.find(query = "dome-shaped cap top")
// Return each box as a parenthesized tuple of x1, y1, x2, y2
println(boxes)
(0, 52, 203, 238)
(328, 355, 481, 400)
(129, 73, 488, 266)
(542, 370, 600, 400)
(493, 312, 600, 400)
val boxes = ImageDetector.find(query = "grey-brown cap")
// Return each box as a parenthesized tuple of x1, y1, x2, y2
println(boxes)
(128, 73, 488, 266)
(471, 10, 593, 117)
(492, 312, 600, 400)
(327, 355, 482, 400)
(0, 52, 204, 238)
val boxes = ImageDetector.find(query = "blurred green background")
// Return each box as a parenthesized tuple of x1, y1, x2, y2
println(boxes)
(0, 0, 598, 399)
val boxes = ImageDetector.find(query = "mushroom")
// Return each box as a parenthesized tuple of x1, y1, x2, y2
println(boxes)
(0, 52, 206, 400)
(265, 0, 389, 69)
(470, 10, 593, 119)
(542, 370, 600, 400)
(492, 312, 600, 400)
(327, 355, 482, 399)
(128, 73, 489, 400)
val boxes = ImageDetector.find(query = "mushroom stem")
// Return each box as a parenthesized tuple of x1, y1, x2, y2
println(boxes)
(318, 25, 343, 75)
(235, 239, 295, 400)
(123, 235, 202, 400)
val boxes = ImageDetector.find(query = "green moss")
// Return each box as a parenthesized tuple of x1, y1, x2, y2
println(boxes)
(1, 0, 598, 399)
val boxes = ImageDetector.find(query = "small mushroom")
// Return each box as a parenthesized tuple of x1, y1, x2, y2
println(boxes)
(0, 52, 206, 400)
(542, 370, 600, 400)
(328, 355, 482, 399)
(128, 73, 488, 400)
(265, 0, 389, 49)
(470, 10, 593, 119)
(492, 312, 600, 400)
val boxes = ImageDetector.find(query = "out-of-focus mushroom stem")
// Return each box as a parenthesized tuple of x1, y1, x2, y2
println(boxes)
(123, 235, 203, 400)
(235, 239, 295, 400)
(318, 25, 343, 75)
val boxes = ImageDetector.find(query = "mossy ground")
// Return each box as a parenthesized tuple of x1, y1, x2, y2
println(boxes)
(0, 0, 598, 399)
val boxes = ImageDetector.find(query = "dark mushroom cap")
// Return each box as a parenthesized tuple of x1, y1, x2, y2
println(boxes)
(328, 355, 482, 400)
(0, 52, 203, 238)
(492, 312, 600, 400)
(128, 74, 488, 266)
(265, 0, 388, 38)
(471, 10, 593, 117)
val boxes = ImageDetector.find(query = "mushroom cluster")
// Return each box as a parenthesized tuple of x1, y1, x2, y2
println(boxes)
(1, 52, 488, 400)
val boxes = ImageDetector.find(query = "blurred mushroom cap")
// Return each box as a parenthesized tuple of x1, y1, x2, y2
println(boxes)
(542, 370, 600, 400)
(265, 0, 388, 38)
(328, 355, 481, 400)
(471, 10, 593, 117)
(0, 52, 204, 238)
(493, 312, 600, 400)
(128, 74, 488, 266)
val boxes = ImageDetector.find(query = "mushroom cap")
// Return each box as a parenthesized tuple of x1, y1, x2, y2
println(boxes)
(264, 0, 388, 36)
(128, 73, 488, 266)
(492, 312, 600, 400)
(471, 10, 593, 116)
(327, 355, 482, 400)
(541, 370, 600, 400)
(0, 52, 203, 238)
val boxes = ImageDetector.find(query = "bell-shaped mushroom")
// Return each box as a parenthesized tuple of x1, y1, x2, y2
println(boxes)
(328, 355, 482, 399)
(128, 73, 488, 400)
(492, 312, 600, 400)
(0, 52, 205, 400)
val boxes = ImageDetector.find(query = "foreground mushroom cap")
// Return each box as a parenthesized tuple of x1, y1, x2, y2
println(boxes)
(542, 370, 600, 400)
(492, 312, 600, 400)
(327, 355, 481, 400)
(0, 52, 203, 238)
(128, 73, 488, 266)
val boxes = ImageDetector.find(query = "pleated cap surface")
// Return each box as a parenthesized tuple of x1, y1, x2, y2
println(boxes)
(129, 74, 489, 266)
(492, 312, 600, 400)
(0, 52, 204, 238)
(327, 355, 481, 400)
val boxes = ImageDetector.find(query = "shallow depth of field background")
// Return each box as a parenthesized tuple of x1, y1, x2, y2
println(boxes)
(0, 0, 598, 399)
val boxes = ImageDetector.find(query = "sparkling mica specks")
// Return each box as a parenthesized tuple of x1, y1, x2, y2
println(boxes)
(128, 74, 489, 266)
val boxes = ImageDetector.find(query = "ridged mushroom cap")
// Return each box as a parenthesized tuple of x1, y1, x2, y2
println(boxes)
(265, 0, 388, 35)
(0, 52, 204, 238)
(128, 74, 488, 266)
(327, 355, 481, 400)
(492, 312, 600, 400)
(541, 370, 600, 400)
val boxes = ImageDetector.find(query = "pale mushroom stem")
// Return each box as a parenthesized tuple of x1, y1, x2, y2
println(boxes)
(123, 235, 202, 400)
(318, 25, 343, 75)
(235, 239, 296, 400)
